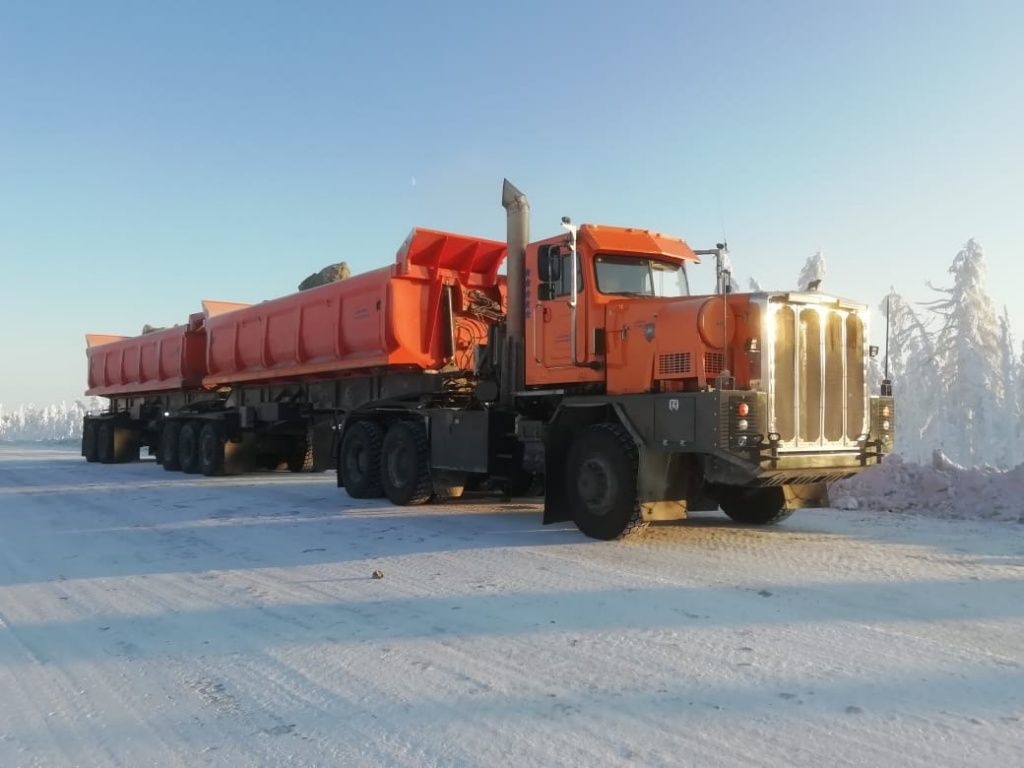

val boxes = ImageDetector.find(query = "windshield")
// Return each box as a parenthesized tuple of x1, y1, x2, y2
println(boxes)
(594, 255, 689, 297)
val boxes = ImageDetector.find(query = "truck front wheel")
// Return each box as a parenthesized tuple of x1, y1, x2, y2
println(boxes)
(380, 421, 432, 506)
(714, 486, 794, 525)
(565, 423, 648, 540)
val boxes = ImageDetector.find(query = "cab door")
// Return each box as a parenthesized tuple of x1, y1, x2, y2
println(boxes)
(525, 243, 595, 386)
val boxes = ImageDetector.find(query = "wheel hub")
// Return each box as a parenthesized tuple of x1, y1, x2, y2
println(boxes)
(577, 457, 612, 516)
(387, 444, 412, 488)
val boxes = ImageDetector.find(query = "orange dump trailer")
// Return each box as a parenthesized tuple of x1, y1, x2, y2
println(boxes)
(202, 228, 507, 387)
(85, 319, 207, 397)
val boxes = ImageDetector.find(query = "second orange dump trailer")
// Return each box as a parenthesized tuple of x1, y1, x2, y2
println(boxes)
(83, 181, 894, 540)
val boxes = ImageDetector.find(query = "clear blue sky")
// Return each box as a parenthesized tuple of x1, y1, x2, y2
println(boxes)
(2, 1, 1021, 404)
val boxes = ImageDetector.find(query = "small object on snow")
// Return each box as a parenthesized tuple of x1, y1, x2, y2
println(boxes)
(371, 569, 385, 580)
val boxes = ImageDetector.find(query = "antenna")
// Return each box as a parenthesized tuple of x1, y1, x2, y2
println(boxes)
(881, 294, 893, 397)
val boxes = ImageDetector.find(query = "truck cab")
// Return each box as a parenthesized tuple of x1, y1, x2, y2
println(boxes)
(514, 215, 894, 539)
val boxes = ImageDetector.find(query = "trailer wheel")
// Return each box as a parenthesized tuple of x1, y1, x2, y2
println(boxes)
(178, 421, 202, 474)
(286, 431, 327, 473)
(339, 421, 384, 498)
(380, 421, 432, 506)
(82, 418, 99, 463)
(96, 421, 115, 464)
(198, 422, 226, 477)
(565, 423, 648, 540)
(161, 421, 182, 471)
(714, 486, 794, 525)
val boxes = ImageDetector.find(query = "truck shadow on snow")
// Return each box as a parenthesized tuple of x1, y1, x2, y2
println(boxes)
(2, 458, 1021, 586)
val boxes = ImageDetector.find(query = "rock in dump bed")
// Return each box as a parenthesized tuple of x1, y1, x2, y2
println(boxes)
(298, 262, 351, 291)
(138, 261, 352, 331)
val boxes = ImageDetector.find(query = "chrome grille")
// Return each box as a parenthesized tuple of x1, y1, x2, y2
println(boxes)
(770, 303, 867, 448)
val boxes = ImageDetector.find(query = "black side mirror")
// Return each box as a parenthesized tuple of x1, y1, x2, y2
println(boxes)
(537, 247, 563, 283)
(538, 282, 558, 301)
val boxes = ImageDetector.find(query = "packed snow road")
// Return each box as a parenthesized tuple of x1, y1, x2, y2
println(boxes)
(0, 446, 1021, 768)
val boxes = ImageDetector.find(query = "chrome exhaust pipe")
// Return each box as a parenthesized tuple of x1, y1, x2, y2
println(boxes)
(501, 179, 529, 402)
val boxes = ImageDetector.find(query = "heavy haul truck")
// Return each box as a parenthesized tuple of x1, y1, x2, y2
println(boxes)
(82, 180, 894, 539)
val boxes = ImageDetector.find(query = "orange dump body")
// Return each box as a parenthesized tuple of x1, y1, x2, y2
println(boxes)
(202, 228, 507, 387)
(85, 319, 208, 396)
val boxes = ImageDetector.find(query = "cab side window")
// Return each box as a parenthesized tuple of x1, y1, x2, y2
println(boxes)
(555, 253, 581, 297)
(538, 245, 581, 300)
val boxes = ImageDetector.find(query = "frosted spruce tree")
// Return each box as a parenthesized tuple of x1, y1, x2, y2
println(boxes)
(923, 239, 1004, 467)
(880, 290, 942, 462)
(996, 308, 1021, 466)
(797, 250, 826, 291)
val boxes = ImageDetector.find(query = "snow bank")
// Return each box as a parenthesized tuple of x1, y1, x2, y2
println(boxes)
(831, 451, 1024, 522)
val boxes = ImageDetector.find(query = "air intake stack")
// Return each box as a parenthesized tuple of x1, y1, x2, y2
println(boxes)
(500, 179, 529, 405)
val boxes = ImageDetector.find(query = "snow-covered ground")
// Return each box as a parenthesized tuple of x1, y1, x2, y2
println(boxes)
(0, 446, 1022, 767)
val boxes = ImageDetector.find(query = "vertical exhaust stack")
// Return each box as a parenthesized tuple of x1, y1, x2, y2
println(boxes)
(501, 179, 529, 405)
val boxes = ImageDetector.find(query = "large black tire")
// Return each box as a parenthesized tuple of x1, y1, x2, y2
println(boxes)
(286, 437, 314, 473)
(177, 421, 202, 474)
(82, 419, 99, 462)
(286, 429, 331, 473)
(198, 422, 226, 477)
(565, 423, 648, 540)
(380, 421, 432, 506)
(339, 420, 384, 498)
(161, 421, 182, 471)
(715, 485, 794, 525)
(96, 421, 115, 464)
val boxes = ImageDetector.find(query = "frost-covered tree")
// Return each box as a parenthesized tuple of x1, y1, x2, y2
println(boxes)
(0, 399, 102, 442)
(797, 250, 826, 291)
(719, 250, 742, 294)
(747, 277, 763, 292)
(922, 239, 1004, 467)
(867, 355, 884, 398)
(881, 290, 942, 462)
(996, 308, 1022, 465)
